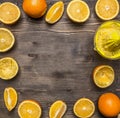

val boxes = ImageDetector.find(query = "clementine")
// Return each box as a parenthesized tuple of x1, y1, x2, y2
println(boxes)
(98, 92, 120, 117)
(22, 0, 47, 18)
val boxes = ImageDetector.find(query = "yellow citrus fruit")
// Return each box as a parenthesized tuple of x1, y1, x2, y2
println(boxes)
(0, 2, 21, 24)
(4, 87, 18, 111)
(73, 98, 95, 118)
(93, 65, 114, 88)
(18, 100, 42, 118)
(67, 0, 90, 23)
(0, 57, 19, 80)
(95, 0, 119, 20)
(94, 20, 120, 60)
(49, 100, 67, 118)
(0, 28, 15, 52)
(45, 1, 64, 24)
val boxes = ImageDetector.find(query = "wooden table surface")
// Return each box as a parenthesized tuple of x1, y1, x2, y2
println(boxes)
(0, 0, 120, 118)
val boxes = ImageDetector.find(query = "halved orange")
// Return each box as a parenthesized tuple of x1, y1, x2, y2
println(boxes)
(95, 0, 119, 20)
(4, 87, 18, 111)
(67, 0, 90, 23)
(49, 100, 67, 118)
(0, 57, 19, 80)
(0, 2, 21, 24)
(73, 98, 95, 118)
(93, 65, 114, 88)
(0, 28, 15, 52)
(45, 1, 64, 24)
(18, 100, 42, 118)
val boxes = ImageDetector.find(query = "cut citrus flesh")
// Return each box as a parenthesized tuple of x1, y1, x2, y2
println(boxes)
(0, 28, 15, 52)
(0, 2, 21, 24)
(93, 65, 114, 88)
(73, 98, 95, 118)
(18, 100, 42, 118)
(49, 100, 67, 118)
(95, 0, 119, 20)
(67, 0, 90, 23)
(4, 87, 18, 111)
(94, 20, 120, 60)
(0, 57, 19, 80)
(45, 1, 64, 24)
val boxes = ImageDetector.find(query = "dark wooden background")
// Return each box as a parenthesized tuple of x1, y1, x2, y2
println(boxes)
(0, 0, 120, 117)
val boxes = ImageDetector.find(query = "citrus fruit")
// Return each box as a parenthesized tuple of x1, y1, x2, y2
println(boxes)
(0, 2, 21, 24)
(22, 0, 47, 18)
(0, 28, 15, 52)
(67, 0, 90, 23)
(18, 100, 42, 118)
(49, 100, 67, 118)
(95, 0, 119, 20)
(45, 1, 64, 24)
(94, 20, 120, 60)
(0, 57, 19, 80)
(93, 65, 114, 88)
(73, 98, 95, 118)
(4, 87, 18, 111)
(98, 92, 120, 117)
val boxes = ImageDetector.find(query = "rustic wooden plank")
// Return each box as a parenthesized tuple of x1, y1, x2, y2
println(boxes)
(0, 0, 120, 118)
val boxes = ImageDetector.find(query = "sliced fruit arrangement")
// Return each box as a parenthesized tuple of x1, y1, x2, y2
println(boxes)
(67, 0, 90, 23)
(22, 0, 47, 18)
(94, 20, 120, 60)
(49, 100, 67, 118)
(93, 65, 114, 88)
(0, 28, 15, 52)
(0, 2, 21, 24)
(95, 0, 119, 20)
(73, 98, 95, 118)
(18, 100, 42, 118)
(45, 1, 64, 24)
(4, 87, 18, 111)
(98, 92, 120, 117)
(0, 57, 19, 80)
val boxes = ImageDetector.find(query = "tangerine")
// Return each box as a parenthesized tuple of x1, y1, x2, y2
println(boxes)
(98, 92, 120, 117)
(22, 0, 47, 18)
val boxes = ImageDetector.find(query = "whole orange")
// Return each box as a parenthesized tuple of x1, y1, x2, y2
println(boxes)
(22, 0, 47, 18)
(98, 93, 120, 117)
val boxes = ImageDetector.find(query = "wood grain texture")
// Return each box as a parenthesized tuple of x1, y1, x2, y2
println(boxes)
(0, 0, 120, 117)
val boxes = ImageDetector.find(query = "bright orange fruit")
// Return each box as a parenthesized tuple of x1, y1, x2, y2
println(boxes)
(22, 0, 47, 18)
(98, 92, 120, 117)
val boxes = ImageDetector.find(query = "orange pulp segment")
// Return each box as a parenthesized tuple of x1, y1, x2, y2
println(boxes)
(45, 1, 64, 24)
(4, 87, 18, 111)
(49, 100, 67, 118)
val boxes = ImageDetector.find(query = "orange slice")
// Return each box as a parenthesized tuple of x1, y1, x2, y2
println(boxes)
(0, 57, 19, 80)
(49, 100, 67, 118)
(45, 1, 64, 24)
(67, 0, 90, 23)
(0, 28, 15, 52)
(0, 2, 21, 24)
(95, 0, 119, 20)
(93, 65, 115, 88)
(18, 100, 42, 118)
(4, 87, 18, 111)
(73, 98, 95, 118)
